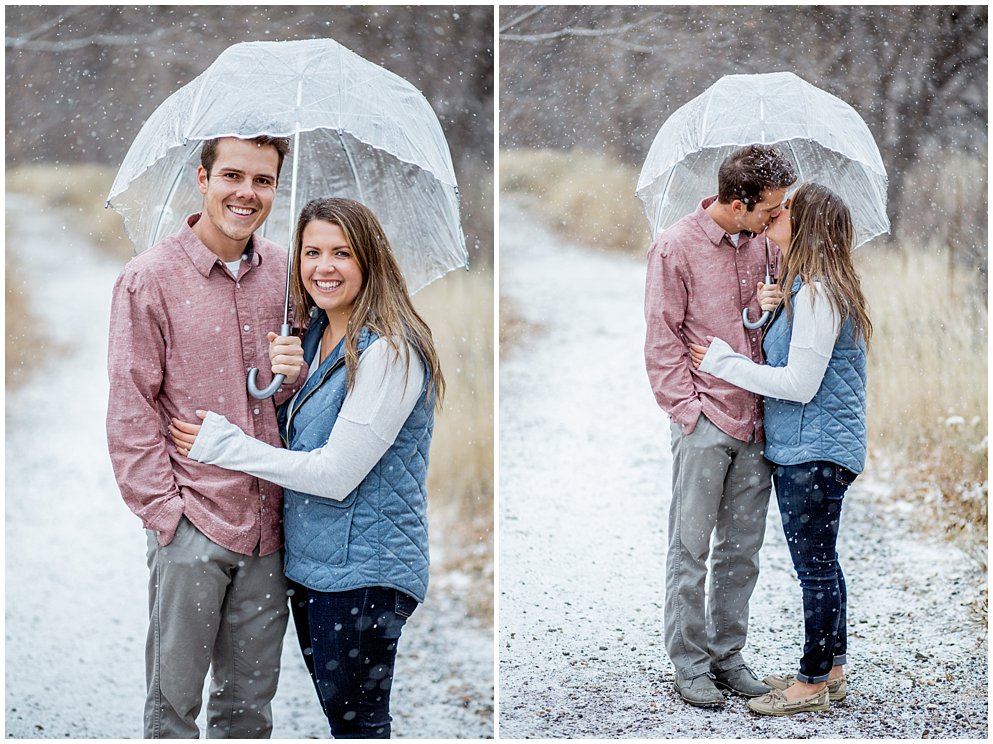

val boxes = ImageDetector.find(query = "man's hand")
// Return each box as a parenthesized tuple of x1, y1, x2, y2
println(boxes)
(268, 332, 304, 384)
(757, 281, 783, 313)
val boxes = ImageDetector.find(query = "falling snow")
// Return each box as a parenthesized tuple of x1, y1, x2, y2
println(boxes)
(4, 192, 493, 739)
(498, 197, 986, 738)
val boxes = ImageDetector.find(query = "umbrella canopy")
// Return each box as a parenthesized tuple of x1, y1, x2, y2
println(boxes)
(636, 71, 889, 248)
(107, 37, 467, 294)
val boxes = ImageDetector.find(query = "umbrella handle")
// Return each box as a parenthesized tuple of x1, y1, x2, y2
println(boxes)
(742, 307, 770, 330)
(247, 323, 291, 400)
(742, 271, 773, 330)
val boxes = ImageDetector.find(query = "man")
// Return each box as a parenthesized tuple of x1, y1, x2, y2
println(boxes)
(643, 144, 797, 708)
(107, 135, 305, 737)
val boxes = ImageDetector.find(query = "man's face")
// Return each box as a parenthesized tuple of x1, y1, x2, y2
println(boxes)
(732, 187, 788, 235)
(195, 137, 279, 253)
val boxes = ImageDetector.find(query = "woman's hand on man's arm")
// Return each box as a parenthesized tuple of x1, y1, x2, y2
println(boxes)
(169, 411, 207, 457)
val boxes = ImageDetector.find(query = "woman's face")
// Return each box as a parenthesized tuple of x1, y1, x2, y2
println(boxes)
(299, 219, 364, 319)
(766, 196, 792, 254)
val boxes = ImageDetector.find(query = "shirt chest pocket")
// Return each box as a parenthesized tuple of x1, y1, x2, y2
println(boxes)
(253, 311, 285, 339)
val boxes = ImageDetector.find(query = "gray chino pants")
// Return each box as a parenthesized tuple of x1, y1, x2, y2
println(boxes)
(144, 515, 289, 738)
(664, 414, 771, 679)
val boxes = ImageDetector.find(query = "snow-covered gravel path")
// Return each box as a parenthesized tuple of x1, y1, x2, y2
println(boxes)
(498, 196, 987, 739)
(4, 193, 492, 739)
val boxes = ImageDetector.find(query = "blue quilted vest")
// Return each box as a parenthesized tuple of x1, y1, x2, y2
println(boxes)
(277, 312, 433, 602)
(762, 278, 868, 474)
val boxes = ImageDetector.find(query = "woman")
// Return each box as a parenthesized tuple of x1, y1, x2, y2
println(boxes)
(688, 182, 871, 717)
(169, 197, 444, 738)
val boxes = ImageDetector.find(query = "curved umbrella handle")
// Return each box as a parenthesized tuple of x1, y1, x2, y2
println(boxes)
(742, 307, 770, 330)
(247, 323, 291, 400)
(742, 268, 774, 330)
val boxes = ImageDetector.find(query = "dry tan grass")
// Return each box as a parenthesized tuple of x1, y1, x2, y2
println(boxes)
(5, 251, 51, 390)
(498, 295, 543, 359)
(856, 247, 988, 554)
(6, 164, 133, 260)
(501, 148, 650, 254)
(501, 148, 989, 557)
(414, 266, 494, 618)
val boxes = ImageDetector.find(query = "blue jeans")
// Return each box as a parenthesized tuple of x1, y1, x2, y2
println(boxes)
(773, 461, 854, 683)
(289, 582, 417, 738)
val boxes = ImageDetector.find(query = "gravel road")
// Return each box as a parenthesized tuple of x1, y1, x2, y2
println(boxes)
(498, 196, 987, 739)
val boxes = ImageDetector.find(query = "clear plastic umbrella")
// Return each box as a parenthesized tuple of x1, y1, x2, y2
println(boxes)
(107, 38, 467, 398)
(636, 71, 890, 249)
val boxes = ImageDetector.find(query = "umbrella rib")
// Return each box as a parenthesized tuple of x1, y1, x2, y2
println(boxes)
(653, 167, 678, 238)
(698, 89, 715, 147)
(151, 163, 189, 248)
(337, 131, 366, 203)
(785, 139, 805, 183)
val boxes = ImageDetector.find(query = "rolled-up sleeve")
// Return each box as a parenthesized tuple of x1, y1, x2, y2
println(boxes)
(644, 240, 701, 433)
(106, 267, 184, 540)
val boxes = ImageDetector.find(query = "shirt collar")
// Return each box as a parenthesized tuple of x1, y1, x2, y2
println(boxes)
(695, 196, 755, 246)
(179, 213, 259, 278)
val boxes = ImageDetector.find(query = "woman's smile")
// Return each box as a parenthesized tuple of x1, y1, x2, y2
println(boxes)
(313, 278, 343, 293)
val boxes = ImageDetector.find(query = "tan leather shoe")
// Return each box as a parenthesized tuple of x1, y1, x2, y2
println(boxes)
(764, 673, 848, 701)
(747, 687, 830, 716)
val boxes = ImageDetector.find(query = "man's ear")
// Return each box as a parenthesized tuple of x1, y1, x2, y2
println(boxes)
(196, 165, 209, 195)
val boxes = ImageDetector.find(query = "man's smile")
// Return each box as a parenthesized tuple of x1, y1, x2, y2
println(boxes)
(227, 204, 257, 217)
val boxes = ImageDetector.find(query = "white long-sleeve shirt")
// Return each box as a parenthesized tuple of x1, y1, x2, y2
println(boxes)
(699, 282, 840, 404)
(188, 337, 425, 501)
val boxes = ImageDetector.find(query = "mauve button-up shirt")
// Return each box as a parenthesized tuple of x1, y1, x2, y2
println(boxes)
(107, 214, 301, 557)
(644, 196, 780, 443)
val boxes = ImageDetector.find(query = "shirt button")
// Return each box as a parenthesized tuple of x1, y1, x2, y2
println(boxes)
(243, 324, 250, 332)
(253, 407, 261, 415)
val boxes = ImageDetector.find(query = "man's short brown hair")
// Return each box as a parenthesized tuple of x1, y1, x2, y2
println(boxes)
(200, 136, 291, 181)
(717, 144, 797, 210)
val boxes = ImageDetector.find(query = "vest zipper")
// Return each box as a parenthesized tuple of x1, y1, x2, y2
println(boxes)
(282, 356, 347, 447)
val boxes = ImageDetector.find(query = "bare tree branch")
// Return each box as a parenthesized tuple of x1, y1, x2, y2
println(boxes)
(5, 28, 170, 52)
(500, 12, 664, 44)
(499, 6, 547, 34)
(16, 5, 90, 41)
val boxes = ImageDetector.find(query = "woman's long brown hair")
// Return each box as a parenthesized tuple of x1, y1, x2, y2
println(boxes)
(290, 198, 445, 406)
(780, 182, 873, 348)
